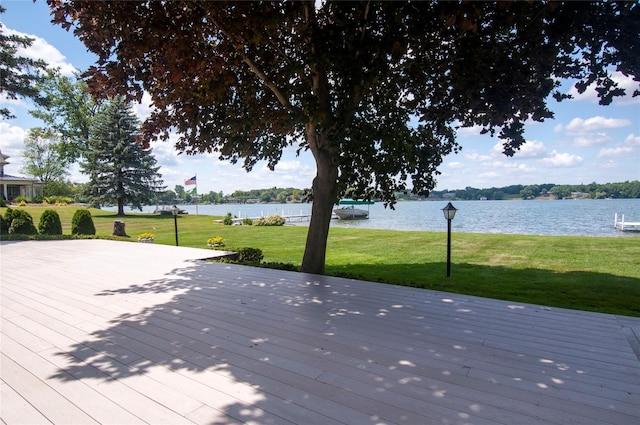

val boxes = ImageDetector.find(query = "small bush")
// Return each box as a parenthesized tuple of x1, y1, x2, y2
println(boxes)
(0, 198, 6, 207)
(226, 247, 264, 264)
(223, 212, 234, 225)
(71, 209, 96, 235)
(260, 262, 299, 272)
(13, 196, 29, 204)
(242, 218, 253, 225)
(45, 196, 74, 205)
(38, 209, 63, 235)
(254, 214, 286, 226)
(7, 209, 38, 235)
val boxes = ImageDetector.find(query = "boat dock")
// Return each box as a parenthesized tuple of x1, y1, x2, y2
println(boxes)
(614, 213, 640, 231)
(216, 209, 312, 225)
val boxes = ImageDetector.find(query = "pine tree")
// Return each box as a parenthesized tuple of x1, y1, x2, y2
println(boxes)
(0, 6, 47, 119)
(81, 98, 164, 215)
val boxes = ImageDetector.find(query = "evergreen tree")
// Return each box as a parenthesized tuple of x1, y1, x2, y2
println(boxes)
(81, 98, 164, 215)
(0, 6, 46, 119)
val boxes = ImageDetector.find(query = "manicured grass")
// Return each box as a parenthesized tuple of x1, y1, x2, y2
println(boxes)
(3, 205, 640, 317)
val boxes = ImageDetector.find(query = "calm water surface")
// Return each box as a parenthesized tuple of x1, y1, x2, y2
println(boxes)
(118, 199, 640, 237)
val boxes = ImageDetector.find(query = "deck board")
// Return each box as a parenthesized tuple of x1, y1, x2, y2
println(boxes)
(2, 239, 640, 425)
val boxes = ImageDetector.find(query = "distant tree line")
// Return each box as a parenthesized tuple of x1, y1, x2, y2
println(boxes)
(422, 181, 640, 201)
(153, 181, 639, 205)
(154, 186, 311, 205)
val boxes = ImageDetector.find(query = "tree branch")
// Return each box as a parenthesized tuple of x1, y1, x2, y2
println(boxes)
(208, 16, 292, 109)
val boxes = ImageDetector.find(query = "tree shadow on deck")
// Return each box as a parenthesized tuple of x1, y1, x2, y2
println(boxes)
(48, 260, 640, 424)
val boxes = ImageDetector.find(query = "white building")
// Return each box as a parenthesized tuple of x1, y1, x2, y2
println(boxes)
(0, 148, 43, 201)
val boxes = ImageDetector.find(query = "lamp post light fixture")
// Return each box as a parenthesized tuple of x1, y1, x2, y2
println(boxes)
(171, 205, 179, 246)
(442, 202, 457, 277)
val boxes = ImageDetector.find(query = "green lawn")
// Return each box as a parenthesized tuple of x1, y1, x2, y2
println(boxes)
(3, 205, 640, 317)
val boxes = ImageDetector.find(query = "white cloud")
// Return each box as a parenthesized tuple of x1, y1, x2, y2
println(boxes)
(447, 161, 464, 169)
(596, 146, 634, 159)
(565, 116, 631, 132)
(540, 150, 583, 167)
(0, 122, 27, 174)
(6, 28, 77, 76)
(456, 124, 485, 137)
(513, 140, 546, 158)
(572, 133, 611, 148)
(132, 92, 154, 122)
(567, 71, 640, 105)
(624, 134, 640, 147)
(465, 151, 492, 163)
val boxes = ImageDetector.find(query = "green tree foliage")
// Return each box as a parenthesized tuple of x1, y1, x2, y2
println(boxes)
(38, 209, 63, 235)
(29, 69, 103, 162)
(71, 209, 95, 235)
(0, 6, 47, 119)
(43, 180, 82, 199)
(81, 98, 165, 215)
(174, 185, 185, 200)
(49, 1, 640, 273)
(4, 208, 38, 235)
(21, 128, 70, 186)
(426, 181, 640, 200)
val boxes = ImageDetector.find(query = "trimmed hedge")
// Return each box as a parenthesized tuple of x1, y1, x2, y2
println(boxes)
(3, 208, 38, 235)
(38, 209, 63, 235)
(71, 209, 96, 235)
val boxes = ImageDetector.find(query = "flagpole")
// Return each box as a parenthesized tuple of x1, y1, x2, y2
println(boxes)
(195, 173, 198, 215)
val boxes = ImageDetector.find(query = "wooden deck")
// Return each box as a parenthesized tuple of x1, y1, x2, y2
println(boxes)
(2, 239, 639, 424)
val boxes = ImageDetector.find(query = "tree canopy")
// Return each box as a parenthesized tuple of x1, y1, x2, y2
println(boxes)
(49, 1, 640, 273)
(21, 127, 69, 185)
(81, 98, 164, 215)
(30, 69, 104, 162)
(0, 5, 47, 119)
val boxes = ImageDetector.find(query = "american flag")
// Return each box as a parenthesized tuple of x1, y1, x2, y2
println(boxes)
(185, 176, 196, 185)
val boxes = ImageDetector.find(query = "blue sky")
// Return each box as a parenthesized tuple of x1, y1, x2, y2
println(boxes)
(1, 0, 638, 195)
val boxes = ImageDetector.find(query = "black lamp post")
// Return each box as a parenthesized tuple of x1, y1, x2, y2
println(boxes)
(442, 202, 457, 277)
(171, 205, 179, 246)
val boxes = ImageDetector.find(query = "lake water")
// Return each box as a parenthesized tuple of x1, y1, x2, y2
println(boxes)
(114, 198, 640, 237)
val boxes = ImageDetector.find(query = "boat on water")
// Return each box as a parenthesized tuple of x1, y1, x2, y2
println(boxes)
(154, 205, 189, 215)
(333, 199, 375, 220)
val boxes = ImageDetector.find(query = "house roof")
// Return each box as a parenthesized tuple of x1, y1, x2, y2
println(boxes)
(0, 174, 42, 183)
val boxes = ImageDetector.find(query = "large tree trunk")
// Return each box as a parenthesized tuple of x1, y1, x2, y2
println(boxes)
(301, 126, 339, 275)
(117, 197, 125, 216)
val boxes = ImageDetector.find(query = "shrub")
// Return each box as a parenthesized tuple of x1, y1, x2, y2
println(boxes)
(242, 218, 253, 225)
(46, 196, 74, 205)
(254, 214, 286, 226)
(0, 198, 6, 207)
(0, 207, 16, 233)
(229, 247, 264, 264)
(14, 196, 29, 204)
(7, 209, 38, 235)
(38, 209, 63, 235)
(71, 209, 96, 235)
(223, 212, 234, 225)
(260, 262, 299, 272)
